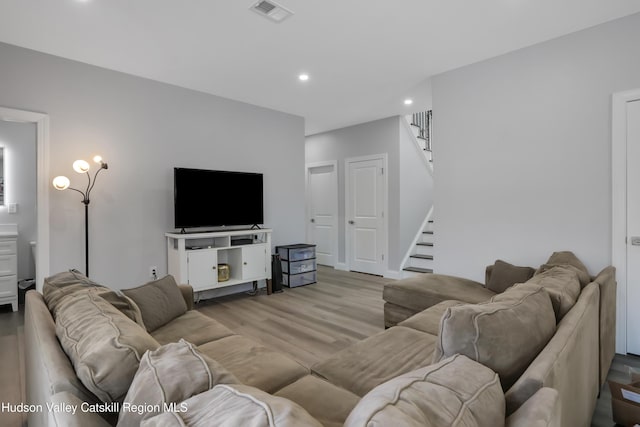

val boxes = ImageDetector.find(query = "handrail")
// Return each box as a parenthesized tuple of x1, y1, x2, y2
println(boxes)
(411, 110, 433, 152)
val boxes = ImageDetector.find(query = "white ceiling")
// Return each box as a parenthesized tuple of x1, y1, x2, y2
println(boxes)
(1, 1, 639, 135)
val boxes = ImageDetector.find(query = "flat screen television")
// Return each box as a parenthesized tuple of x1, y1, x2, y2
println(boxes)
(174, 167, 264, 229)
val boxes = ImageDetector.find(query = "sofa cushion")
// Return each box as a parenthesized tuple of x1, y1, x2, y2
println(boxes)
(384, 302, 421, 328)
(399, 300, 465, 335)
(122, 275, 187, 332)
(197, 335, 308, 393)
(523, 266, 581, 321)
(486, 260, 535, 293)
(151, 310, 235, 345)
(344, 354, 505, 427)
(43, 270, 102, 315)
(55, 290, 160, 402)
(383, 274, 495, 312)
(43, 270, 144, 325)
(433, 285, 556, 390)
(275, 375, 360, 427)
(118, 339, 239, 427)
(141, 384, 323, 427)
(539, 251, 591, 288)
(312, 326, 437, 397)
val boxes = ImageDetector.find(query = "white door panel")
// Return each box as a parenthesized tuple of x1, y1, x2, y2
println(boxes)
(347, 156, 386, 275)
(627, 99, 640, 355)
(306, 163, 337, 267)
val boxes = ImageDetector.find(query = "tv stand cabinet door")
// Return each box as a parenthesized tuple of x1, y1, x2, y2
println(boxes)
(187, 250, 218, 291)
(241, 244, 268, 281)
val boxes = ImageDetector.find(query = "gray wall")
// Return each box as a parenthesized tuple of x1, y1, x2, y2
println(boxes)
(306, 116, 432, 273)
(0, 120, 37, 281)
(0, 42, 305, 288)
(432, 12, 640, 281)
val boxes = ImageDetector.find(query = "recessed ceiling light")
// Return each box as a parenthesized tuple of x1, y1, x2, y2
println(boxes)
(404, 99, 413, 105)
(298, 74, 309, 82)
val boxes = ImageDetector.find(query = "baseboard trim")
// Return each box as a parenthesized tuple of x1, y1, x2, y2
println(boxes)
(384, 270, 401, 280)
(335, 263, 348, 271)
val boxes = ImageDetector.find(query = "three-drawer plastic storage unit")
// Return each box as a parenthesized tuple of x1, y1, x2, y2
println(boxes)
(276, 244, 317, 287)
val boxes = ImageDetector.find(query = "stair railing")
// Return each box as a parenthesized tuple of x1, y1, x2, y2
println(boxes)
(411, 110, 433, 153)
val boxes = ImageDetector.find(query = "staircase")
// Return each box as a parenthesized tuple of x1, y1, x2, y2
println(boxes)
(401, 111, 435, 278)
(405, 219, 434, 274)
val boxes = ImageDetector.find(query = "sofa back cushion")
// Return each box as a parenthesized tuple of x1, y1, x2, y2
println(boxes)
(44, 269, 144, 326)
(55, 290, 160, 402)
(122, 275, 188, 332)
(344, 354, 505, 427)
(118, 339, 239, 427)
(537, 251, 591, 288)
(523, 266, 581, 321)
(433, 286, 556, 390)
(486, 260, 536, 293)
(141, 384, 323, 427)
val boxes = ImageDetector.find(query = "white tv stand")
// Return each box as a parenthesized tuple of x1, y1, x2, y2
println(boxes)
(166, 229, 272, 299)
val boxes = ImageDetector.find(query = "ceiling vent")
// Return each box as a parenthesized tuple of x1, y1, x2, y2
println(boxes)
(250, 0, 294, 23)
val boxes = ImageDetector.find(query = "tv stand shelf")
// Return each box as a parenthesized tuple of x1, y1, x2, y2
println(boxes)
(166, 229, 272, 297)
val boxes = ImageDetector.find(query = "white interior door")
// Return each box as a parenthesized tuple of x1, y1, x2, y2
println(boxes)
(306, 162, 338, 267)
(346, 155, 386, 276)
(627, 99, 640, 355)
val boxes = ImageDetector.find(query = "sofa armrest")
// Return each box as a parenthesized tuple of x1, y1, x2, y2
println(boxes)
(506, 388, 560, 427)
(179, 284, 194, 310)
(50, 392, 114, 427)
(594, 266, 616, 386)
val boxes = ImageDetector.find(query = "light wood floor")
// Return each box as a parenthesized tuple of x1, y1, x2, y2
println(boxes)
(196, 265, 388, 368)
(0, 265, 634, 426)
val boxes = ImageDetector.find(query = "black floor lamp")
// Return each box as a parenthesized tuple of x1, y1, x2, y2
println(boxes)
(52, 155, 108, 277)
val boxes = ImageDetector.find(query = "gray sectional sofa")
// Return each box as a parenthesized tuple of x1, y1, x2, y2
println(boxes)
(25, 251, 611, 426)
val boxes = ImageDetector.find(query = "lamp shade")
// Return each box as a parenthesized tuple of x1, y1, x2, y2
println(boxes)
(93, 155, 102, 164)
(52, 176, 70, 190)
(73, 160, 90, 173)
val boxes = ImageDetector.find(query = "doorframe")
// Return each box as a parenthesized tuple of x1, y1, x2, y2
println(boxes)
(612, 88, 640, 355)
(305, 160, 338, 268)
(344, 153, 388, 275)
(0, 106, 50, 292)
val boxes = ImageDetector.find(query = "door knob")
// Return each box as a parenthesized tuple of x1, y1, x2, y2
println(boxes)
(348, 220, 355, 224)
(310, 218, 315, 223)
(631, 237, 640, 246)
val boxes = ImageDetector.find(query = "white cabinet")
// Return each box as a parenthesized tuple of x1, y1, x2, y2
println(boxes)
(0, 225, 18, 312)
(166, 229, 271, 297)
(242, 245, 268, 281)
(186, 249, 218, 291)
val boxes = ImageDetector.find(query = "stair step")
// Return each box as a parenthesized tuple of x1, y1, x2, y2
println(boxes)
(410, 123, 420, 128)
(404, 267, 433, 274)
(417, 242, 433, 247)
(417, 135, 428, 140)
(410, 254, 433, 260)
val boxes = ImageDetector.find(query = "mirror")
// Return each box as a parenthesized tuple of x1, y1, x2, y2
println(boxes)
(0, 147, 4, 205)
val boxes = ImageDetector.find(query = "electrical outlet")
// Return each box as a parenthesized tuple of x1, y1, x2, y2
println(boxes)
(149, 266, 158, 280)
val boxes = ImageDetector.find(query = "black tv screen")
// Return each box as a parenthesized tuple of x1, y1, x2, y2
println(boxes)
(174, 168, 264, 229)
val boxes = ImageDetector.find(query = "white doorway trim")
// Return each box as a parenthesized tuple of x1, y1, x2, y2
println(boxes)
(0, 106, 50, 292)
(305, 160, 338, 268)
(344, 153, 388, 275)
(612, 88, 640, 355)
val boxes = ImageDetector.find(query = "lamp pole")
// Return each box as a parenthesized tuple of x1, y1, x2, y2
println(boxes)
(84, 200, 89, 277)
(52, 156, 108, 277)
